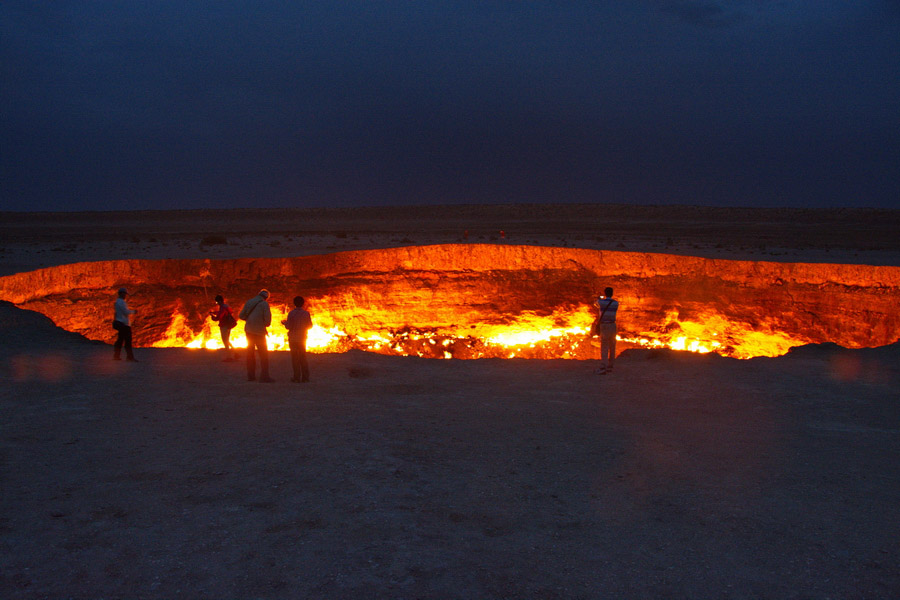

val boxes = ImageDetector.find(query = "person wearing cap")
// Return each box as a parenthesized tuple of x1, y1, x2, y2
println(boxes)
(593, 287, 619, 374)
(210, 294, 238, 361)
(239, 289, 273, 382)
(113, 287, 138, 361)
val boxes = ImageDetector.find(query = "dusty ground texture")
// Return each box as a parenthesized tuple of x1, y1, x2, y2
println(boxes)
(1, 205, 899, 598)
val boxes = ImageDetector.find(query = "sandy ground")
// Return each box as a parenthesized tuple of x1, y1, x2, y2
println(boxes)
(1, 205, 899, 598)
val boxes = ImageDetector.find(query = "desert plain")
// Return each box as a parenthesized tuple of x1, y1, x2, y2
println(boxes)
(1, 204, 899, 598)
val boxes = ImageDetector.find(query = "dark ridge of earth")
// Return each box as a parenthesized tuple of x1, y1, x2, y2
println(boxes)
(2, 204, 899, 277)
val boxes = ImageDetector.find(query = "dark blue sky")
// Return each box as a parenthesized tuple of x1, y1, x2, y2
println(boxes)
(2, 1, 899, 211)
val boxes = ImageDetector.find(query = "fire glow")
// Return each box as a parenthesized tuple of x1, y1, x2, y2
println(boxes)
(158, 303, 807, 360)
(1, 245, 897, 361)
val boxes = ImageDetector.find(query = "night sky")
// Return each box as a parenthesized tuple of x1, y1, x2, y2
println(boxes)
(2, 1, 899, 212)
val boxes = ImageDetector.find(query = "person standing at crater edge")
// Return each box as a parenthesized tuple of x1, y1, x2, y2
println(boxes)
(594, 287, 619, 374)
(239, 289, 274, 382)
(210, 294, 238, 361)
(113, 287, 138, 362)
(282, 295, 313, 383)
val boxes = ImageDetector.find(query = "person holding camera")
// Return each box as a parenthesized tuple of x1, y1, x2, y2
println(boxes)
(112, 287, 138, 362)
(593, 287, 619, 374)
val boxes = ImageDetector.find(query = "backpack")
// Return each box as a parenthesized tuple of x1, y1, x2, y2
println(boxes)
(220, 310, 237, 329)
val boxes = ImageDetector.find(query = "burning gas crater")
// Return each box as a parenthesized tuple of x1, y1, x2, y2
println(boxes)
(1, 245, 898, 360)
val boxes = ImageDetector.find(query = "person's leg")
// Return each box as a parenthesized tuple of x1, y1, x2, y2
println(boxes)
(258, 336, 271, 380)
(246, 334, 257, 380)
(608, 325, 617, 368)
(220, 327, 233, 360)
(600, 324, 616, 370)
(600, 333, 609, 367)
(225, 327, 238, 359)
(123, 325, 135, 360)
(299, 344, 310, 382)
(113, 324, 124, 359)
(289, 341, 300, 381)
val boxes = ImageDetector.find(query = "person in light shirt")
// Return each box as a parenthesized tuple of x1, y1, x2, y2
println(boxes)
(282, 295, 314, 383)
(594, 287, 619, 374)
(113, 287, 138, 362)
(239, 289, 274, 382)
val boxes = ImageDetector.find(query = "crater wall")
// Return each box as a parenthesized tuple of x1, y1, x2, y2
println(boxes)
(0, 245, 898, 355)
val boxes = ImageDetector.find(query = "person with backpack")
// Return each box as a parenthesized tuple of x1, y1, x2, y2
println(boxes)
(593, 287, 619, 374)
(210, 294, 238, 361)
(238, 289, 274, 382)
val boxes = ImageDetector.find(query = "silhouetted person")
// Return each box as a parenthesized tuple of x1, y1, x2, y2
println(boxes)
(210, 294, 238, 361)
(239, 289, 273, 382)
(113, 287, 137, 361)
(594, 286, 619, 374)
(282, 295, 313, 383)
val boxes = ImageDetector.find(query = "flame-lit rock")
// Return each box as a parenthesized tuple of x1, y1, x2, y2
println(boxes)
(0, 244, 898, 359)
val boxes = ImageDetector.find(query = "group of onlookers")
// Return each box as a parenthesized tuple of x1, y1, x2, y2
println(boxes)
(112, 288, 314, 383)
(113, 286, 618, 379)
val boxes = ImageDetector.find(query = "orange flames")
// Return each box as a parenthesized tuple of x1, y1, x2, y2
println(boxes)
(616, 309, 810, 359)
(151, 303, 811, 360)
(3, 246, 895, 361)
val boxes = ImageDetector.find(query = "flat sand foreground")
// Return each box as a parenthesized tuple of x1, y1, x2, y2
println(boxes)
(2, 303, 899, 598)
(1, 205, 899, 598)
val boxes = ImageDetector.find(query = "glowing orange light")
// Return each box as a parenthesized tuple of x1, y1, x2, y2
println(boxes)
(151, 301, 810, 360)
